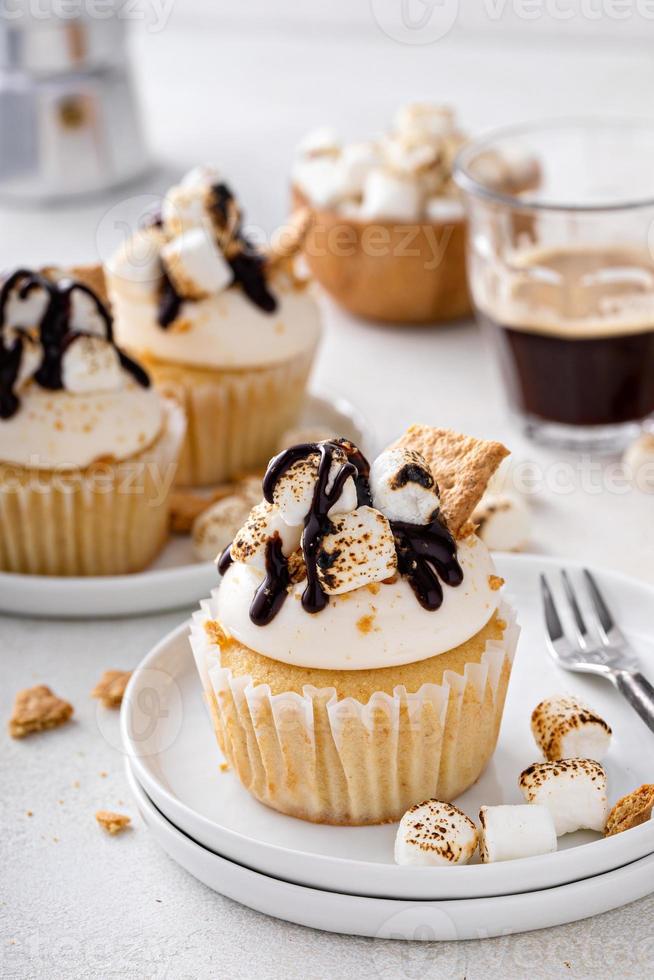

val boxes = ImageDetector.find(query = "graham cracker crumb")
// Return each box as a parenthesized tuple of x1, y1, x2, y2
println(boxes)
(91, 669, 132, 708)
(219, 762, 230, 773)
(391, 425, 509, 537)
(605, 784, 654, 836)
(205, 620, 228, 646)
(170, 478, 259, 534)
(488, 575, 505, 591)
(356, 614, 376, 635)
(9, 685, 73, 739)
(99, 771, 108, 779)
(26, 811, 33, 817)
(95, 810, 131, 835)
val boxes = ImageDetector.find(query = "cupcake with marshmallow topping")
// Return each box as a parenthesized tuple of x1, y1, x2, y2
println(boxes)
(0, 267, 185, 575)
(190, 424, 520, 825)
(105, 167, 322, 487)
(292, 104, 539, 325)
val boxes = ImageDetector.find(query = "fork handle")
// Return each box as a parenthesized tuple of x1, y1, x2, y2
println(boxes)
(614, 671, 654, 734)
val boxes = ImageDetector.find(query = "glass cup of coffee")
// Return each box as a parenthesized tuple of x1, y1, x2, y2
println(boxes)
(455, 120, 654, 452)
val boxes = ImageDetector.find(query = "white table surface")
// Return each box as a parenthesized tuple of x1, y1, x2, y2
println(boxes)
(2, 21, 654, 980)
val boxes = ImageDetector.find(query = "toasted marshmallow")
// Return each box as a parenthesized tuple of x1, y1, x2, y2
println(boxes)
(425, 196, 466, 223)
(69, 287, 110, 339)
(395, 799, 478, 867)
(519, 759, 609, 836)
(532, 696, 612, 762)
(270, 444, 358, 527)
(370, 448, 439, 525)
(314, 506, 397, 595)
(1, 282, 49, 342)
(394, 103, 455, 142)
(623, 433, 654, 491)
(359, 169, 422, 222)
(472, 493, 530, 552)
(296, 127, 340, 159)
(193, 494, 257, 563)
(479, 804, 557, 863)
(161, 228, 232, 300)
(292, 157, 345, 210)
(61, 336, 123, 394)
(180, 164, 221, 189)
(104, 226, 165, 289)
(230, 501, 302, 571)
(162, 183, 212, 239)
(337, 141, 384, 196)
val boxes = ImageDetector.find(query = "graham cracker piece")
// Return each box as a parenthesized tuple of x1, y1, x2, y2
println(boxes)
(267, 207, 313, 272)
(95, 810, 131, 835)
(170, 476, 262, 534)
(69, 264, 110, 306)
(391, 425, 509, 536)
(605, 784, 654, 837)
(9, 685, 73, 739)
(91, 670, 132, 709)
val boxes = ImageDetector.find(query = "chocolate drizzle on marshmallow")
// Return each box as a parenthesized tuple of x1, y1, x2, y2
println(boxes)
(219, 437, 464, 626)
(0, 268, 149, 419)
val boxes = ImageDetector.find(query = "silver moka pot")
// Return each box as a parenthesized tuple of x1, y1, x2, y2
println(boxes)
(0, 2, 150, 202)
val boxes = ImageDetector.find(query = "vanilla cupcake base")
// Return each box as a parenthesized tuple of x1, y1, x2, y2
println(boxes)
(190, 599, 519, 825)
(0, 399, 185, 576)
(142, 347, 317, 487)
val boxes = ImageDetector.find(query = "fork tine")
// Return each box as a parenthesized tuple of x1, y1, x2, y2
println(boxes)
(583, 569, 621, 643)
(540, 574, 565, 642)
(561, 570, 588, 645)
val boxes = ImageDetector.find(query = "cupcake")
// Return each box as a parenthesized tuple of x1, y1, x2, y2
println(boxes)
(105, 167, 322, 487)
(190, 425, 520, 825)
(292, 104, 539, 324)
(0, 268, 185, 575)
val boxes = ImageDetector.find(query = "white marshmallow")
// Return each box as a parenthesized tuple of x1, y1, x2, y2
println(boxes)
(69, 287, 109, 339)
(162, 183, 212, 239)
(15, 335, 43, 389)
(314, 506, 397, 595)
(193, 495, 258, 563)
(623, 433, 654, 491)
(469, 150, 511, 190)
(500, 143, 540, 190)
(1, 282, 49, 343)
(519, 760, 609, 836)
(370, 448, 440, 525)
(296, 127, 340, 159)
(425, 196, 466, 223)
(104, 226, 165, 290)
(61, 335, 123, 394)
(230, 501, 302, 572)
(479, 805, 557, 863)
(472, 493, 530, 552)
(384, 136, 441, 177)
(292, 157, 346, 210)
(532, 696, 612, 762)
(394, 103, 455, 142)
(395, 799, 478, 867)
(161, 228, 232, 300)
(270, 444, 358, 528)
(180, 164, 221, 189)
(337, 141, 383, 197)
(359, 169, 422, 222)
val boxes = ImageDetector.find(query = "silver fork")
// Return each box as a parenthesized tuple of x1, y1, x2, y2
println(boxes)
(541, 568, 654, 734)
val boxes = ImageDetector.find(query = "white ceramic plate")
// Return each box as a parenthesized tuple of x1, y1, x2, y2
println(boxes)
(0, 392, 371, 619)
(126, 761, 654, 941)
(122, 553, 654, 900)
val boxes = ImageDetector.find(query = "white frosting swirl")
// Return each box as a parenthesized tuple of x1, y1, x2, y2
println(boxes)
(0, 375, 163, 470)
(216, 535, 501, 671)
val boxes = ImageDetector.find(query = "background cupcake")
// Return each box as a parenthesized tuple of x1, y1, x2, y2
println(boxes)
(0, 268, 185, 576)
(105, 167, 322, 487)
(191, 426, 519, 826)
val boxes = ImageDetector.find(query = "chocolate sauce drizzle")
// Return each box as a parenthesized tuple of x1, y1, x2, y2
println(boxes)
(0, 269, 149, 420)
(218, 438, 463, 627)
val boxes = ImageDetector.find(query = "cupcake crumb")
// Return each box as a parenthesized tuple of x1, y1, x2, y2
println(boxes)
(9, 685, 73, 739)
(95, 810, 131, 835)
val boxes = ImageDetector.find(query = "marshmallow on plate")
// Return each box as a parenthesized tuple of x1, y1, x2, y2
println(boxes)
(193, 494, 259, 563)
(269, 444, 358, 527)
(359, 169, 422, 222)
(161, 228, 233, 300)
(519, 759, 609, 836)
(472, 493, 530, 552)
(61, 336, 123, 394)
(370, 447, 440, 525)
(623, 433, 654, 491)
(230, 501, 302, 571)
(394, 103, 455, 142)
(314, 506, 397, 595)
(478, 804, 557, 863)
(532, 695, 612, 762)
(395, 799, 478, 867)
(162, 183, 212, 239)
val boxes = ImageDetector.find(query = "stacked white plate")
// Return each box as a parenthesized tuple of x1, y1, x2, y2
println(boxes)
(122, 554, 654, 940)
